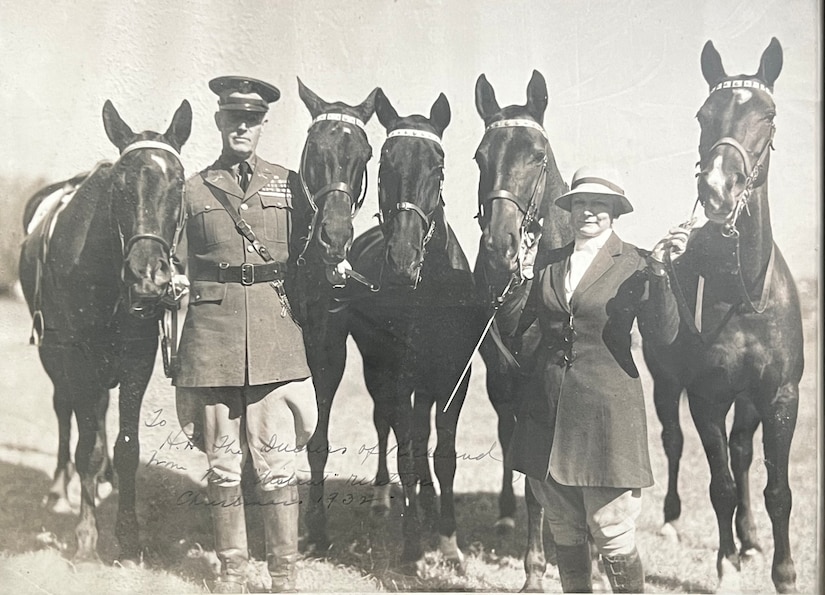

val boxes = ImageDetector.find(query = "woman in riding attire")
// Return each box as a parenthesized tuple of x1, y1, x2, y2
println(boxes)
(507, 165, 688, 593)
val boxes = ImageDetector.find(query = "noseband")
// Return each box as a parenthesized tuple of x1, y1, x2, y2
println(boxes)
(115, 140, 186, 317)
(378, 128, 444, 288)
(297, 112, 371, 265)
(476, 119, 549, 289)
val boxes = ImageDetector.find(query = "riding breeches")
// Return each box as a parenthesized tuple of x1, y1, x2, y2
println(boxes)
(176, 379, 317, 490)
(528, 473, 641, 556)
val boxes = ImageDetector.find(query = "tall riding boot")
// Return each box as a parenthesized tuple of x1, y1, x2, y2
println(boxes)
(555, 543, 593, 593)
(260, 484, 300, 593)
(207, 482, 249, 593)
(602, 547, 645, 593)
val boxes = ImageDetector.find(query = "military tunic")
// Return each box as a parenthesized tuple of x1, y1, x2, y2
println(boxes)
(174, 156, 310, 387)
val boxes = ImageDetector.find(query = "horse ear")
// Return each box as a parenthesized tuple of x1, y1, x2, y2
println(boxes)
(701, 40, 727, 86)
(756, 37, 783, 89)
(297, 77, 328, 118)
(355, 87, 379, 123)
(102, 100, 135, 151)
(475, 74, 500, 121)
(375, 88, 398, 130)
(525, 70, 548, 123)
(164, 99, 192, 151)
(430, 93, 451, 136)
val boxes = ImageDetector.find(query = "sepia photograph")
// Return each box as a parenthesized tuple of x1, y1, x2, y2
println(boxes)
(0, 1, 821, 593)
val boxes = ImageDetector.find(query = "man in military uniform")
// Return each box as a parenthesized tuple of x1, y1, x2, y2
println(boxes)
(175, 75, 317, 593)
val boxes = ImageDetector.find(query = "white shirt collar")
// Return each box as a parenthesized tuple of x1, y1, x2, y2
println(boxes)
(573, 227, 613, 254)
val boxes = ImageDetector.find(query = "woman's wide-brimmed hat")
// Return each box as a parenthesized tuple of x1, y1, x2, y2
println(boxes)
(555, 165, 634, 216)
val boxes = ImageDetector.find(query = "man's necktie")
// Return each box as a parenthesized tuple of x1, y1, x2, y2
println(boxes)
(238, 162, 251, 192)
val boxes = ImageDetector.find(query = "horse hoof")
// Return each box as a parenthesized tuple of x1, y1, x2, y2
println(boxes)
(658, 521, 680, 543)
(519, 578, 544, 592)
(493, 516, 516, 534)
(42, 494, 73, 515)
(96, 481, 114, 503)
(716, 558, 742, 593)
(114, 558, 142, 569)
(438, 535, 466, 573)
(371, 485, 392, 517)
(739, 546, 763, 563)
(73, 553, 103, 568)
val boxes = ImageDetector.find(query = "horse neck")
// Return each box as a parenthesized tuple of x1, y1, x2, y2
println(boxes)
(734, 180, 774, 283)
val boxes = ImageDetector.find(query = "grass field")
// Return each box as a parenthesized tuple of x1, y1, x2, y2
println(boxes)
(0, 277, 819, 593)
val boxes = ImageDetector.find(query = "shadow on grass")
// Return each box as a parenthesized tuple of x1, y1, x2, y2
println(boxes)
(0, 460, 545, 591)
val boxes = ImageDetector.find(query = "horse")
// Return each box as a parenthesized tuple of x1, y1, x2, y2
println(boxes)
(18, 99, 191, 563)
(330, 89, 485, 568)
(285, 79, 379, 554)
(472, 70, 573, 592)
(642, 37, 803, 593)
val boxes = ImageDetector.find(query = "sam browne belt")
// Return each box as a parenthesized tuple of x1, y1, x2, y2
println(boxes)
(192, 261, 287, 285)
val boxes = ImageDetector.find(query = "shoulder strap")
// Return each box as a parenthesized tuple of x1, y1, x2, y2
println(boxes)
(200, 172, 274, 262)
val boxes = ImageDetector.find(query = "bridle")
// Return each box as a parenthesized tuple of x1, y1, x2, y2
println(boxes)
(296, 112, 371, 265)
(475, 118, 549, 299)
(114, 139, 186, 318)
(377, 128, 444, 289)
(697, 80, 776, 238)
(670, 78, 777, 332)
(114, 139, 186, 378)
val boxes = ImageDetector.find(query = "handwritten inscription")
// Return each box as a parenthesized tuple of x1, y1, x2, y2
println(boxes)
(141, 408, 505, 486)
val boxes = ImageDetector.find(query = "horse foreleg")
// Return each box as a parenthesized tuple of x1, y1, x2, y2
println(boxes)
(371, 403, 393, 517)
(413, 390, 437, 533)
(95, 393, 114, 503)
(433, 373, 467, 570)
(652, 373, 685, 540)
(73, 387, 110, 564)
(484, 370, 518, 532)
(688, 392, 740, 592)
(47, 383, 74, 514)
(113, 346, 154, 564)
(759, 383, 799, 594)
(521, 480, 548, 592)
(729, 396, 763, 557)
(392, 391, 422, 568)
(305, 383, 335, 555)
(304, 320, 347, 556)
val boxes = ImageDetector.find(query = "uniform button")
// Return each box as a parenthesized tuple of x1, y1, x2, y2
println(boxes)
(240, 203, 249, 211)
(275, 202, 283, 206)
(247, 245, 255, 253)
(204, 205, 211, 210)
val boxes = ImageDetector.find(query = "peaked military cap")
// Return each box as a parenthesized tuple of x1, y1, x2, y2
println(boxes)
(209, 75, 281, 113)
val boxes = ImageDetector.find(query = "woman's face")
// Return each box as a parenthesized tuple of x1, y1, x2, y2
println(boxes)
(570, 195, 614, 238)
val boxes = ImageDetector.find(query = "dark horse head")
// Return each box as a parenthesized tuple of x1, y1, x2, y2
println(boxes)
(696, 38, 782, 236)
(474, 70, 571, 288)
(374, 89, 450, 287)
(103, 99, 192, 316)
(296, 79, 378, 271)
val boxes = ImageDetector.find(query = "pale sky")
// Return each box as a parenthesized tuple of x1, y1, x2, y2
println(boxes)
(1, 0, 821, 279)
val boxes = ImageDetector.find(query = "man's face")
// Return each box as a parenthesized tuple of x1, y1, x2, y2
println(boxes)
(570, 195, 615, 239)
(215, 110, 266, 159)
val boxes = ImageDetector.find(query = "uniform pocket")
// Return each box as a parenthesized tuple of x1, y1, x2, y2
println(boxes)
(259, 191, 292, 243)
(191, 205, 232, 248)
(189, 281, 227, 305)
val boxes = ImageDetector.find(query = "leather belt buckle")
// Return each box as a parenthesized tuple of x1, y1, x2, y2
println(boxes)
(241, 263, 255, 285)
